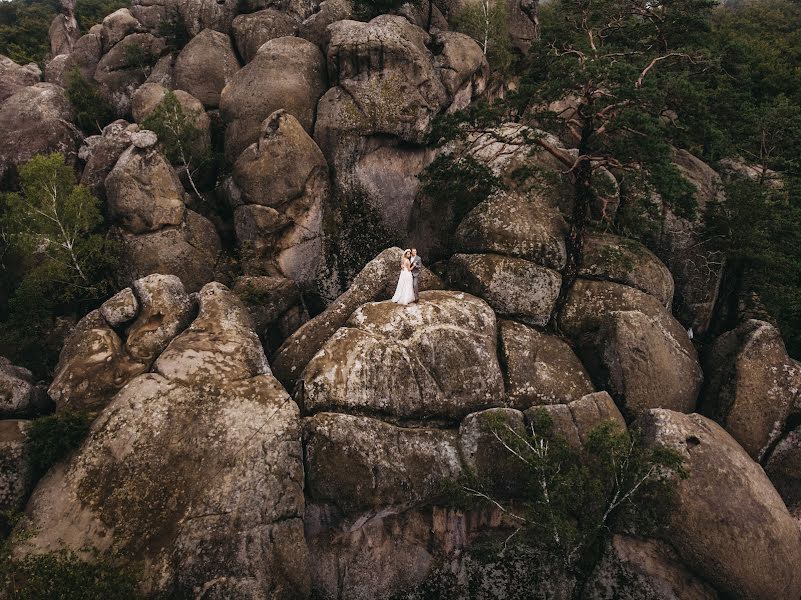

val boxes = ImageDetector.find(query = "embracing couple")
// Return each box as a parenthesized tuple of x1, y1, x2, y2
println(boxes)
(391, 248, 422, 306)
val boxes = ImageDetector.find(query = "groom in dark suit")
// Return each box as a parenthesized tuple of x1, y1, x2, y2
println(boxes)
(410, 248, 422, 302)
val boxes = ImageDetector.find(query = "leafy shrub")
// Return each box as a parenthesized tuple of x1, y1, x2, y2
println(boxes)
(65, 68, 116, 134)
(25, 411, 91, 479)
(451, 0, 516, 74)
(352, 0, 419, 21)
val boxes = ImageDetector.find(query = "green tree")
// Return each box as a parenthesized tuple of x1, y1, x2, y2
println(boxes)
(65, 67, 116, 134)
(452, 0, 516, 73)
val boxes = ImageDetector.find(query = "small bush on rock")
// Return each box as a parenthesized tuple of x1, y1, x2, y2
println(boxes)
(25, 411, 91, 480)
(65, 68, 116, 135)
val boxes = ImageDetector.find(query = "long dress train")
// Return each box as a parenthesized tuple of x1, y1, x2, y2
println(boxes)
(392, 268, 416, 305)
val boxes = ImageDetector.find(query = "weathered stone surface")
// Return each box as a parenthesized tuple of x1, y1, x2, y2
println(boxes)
(527, 391, 626, 448)
(448, 253, 561, 326)
(48, 310, 147, 412)
(69, 31, 103, 80)
(454, 190, 569, 270)
(21, 357, 308, 597)
(0, 420, 30, 514)
(0, 358, 48, 418)
(701, 320, 801, 461)
(304, 412, 461, 513)
(298, 0, 352, 47)
(220, 36, 326, 160)
(765, 425, 801, 517)
(79, 120, 137, 197)
(0, 55, 41, 104)
(179, 0, 239, 37)
(100, 8, 143, 52)
(232, 110, 329, 282)
(44, 53, 71, 87)
(498, 320, 594, 409)
(0, 83, 81, 182)
(94, 32, 166, 115)
(301, 291, 504, 421)
(232, 275, 306, 351)
(124, 273, 194, 363)
(100, 288, 139, 327)
(232, 10, 297, 63)
(239, 0, 316, 20)
(586, 534, 718, 600)
(105, 145, 186, 234)
(117, 210, 222, 293)
(580, 233, 674, 308)
(432, 31, 489, 110)
(559, 280, 702, 418)
(174, 29, 240, 109)
(272, 247, 442, 386)
(154, 282, 270, 385)
(640, 409, 801, 600)
(49, 13, 80, 57)
(130, 129, 157, 148)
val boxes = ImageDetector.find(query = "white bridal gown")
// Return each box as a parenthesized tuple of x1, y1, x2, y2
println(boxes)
(391, 265, 416, 305)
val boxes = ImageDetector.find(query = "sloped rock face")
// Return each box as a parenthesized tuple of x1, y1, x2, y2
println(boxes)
(560, 279, 702, 419)
(0, 83, 82, 183)
(48, 274, 194, 412)
(640, 409, 801, 600)
(220, 36, 327, 160)
(499, 320, 594, 408)
(701, 320, 801, 462)
(302, 290, 504, 421)
(174, 28, 240, 109)
(0, 55, 41, 104)
(21, 283, 309, 598)
(0, 420, 30, 514)
(232, 9, 297, 63)
(448, 252, 561, 326)
(272, 247, 443, 387)
(232, 110, 330, 284)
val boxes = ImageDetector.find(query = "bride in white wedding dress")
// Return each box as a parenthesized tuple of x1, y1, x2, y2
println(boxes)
(391, 249, 416, 305)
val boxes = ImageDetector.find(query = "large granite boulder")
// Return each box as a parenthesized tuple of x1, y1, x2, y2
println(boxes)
(271, 247, 443, 386)
(220, 36, 326, 160)
(301, 291, 504, 421)
(19, 284, 309, 598)
(701, 320, 801, 462)
(454, 190, 568, 271)
(0, 421, 30, 514)
(498, 320, 594, 409)
(117, 209, 222, 293)
(448, 253, 561, 326)
(105, 144, 187, 234)
(232, 10, 297, 63)
(232, 110, 330, 283)
(173, 29, 240, 109)
(640, 409, 801, 600)
(560, 280, 702, 419)
(765, 426, 801, 517)
(0, 357, 49, 418)
(178, 0, 239, 36)
(99, 8, 143, 52)
(526, 391, 626, 449)
(0, 83, 81, 183)
(79, 120, 138, 197)
(298, 0, 352, 47)
(580, 233, 674, 308)
(0, 55, 41, 104)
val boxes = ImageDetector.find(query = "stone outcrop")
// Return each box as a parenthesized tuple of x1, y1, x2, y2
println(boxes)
(20, 283, 309, 598)
(231, 110, 330, 283)
(527, 391, 626, 449)
(448, 253, 561, 326)
(560, 280, 702, 419)
(220, 36, 327, 160)
(766, 425, 801, 517)
(0, 358, 49, 418)
(272, 247, 443, 386)
(173, 29, 240, 109)
(640, 409, 801, 600)
(701, 319, 801, 461)
(0, 55, 41, 104)
(79, 120, 138, 197)
(498, 320, 594, 408)
(301, 291, 504, 421)
(232, 10, 297, 63)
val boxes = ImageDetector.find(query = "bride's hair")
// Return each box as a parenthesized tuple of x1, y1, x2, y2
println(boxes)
(403, 249, 411, 257)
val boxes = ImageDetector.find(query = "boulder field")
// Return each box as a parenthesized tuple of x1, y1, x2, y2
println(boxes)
(0, 2, 800, 598)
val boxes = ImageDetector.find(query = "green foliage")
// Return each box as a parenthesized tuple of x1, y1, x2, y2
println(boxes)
(123, 42, 158, 75)
(157, 7, 191, 53)
(454, 416, 686, 587)
(0, 0, 127, 65)
(24, 411, 92, 480)
(65, 68, 116, 135)
(452, 0, 516, 74)
(0, 154, 118, 375)
(1, 549, 142, 599)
